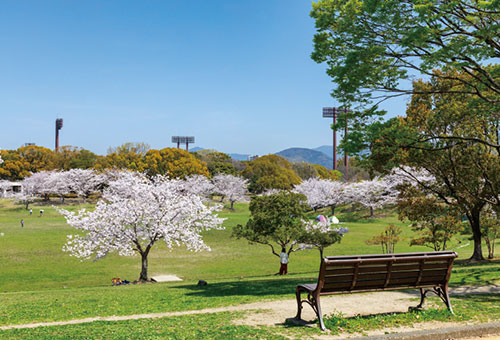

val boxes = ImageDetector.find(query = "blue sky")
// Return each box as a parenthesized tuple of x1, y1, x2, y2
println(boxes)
(0, 1, 407, 156)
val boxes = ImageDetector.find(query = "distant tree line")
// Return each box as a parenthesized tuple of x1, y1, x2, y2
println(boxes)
(0, 143, 343, 192)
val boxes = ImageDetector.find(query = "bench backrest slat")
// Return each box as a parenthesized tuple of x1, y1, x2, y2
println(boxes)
(315, 251, 457, 294)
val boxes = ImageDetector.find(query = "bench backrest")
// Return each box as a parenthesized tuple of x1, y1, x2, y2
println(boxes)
(317, 251, 458, 294)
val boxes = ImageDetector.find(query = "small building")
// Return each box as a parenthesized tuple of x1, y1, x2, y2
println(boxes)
(0, 181, 23, 197)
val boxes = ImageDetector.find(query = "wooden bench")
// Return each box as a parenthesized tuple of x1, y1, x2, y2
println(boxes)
(295, 251, 458, 330)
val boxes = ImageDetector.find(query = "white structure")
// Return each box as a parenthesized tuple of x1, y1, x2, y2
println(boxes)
(0, 181, 23, 197)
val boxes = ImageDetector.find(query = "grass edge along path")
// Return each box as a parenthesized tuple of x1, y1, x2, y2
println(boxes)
(1, 285, 498, 331)
(0, 294, 499, 339)
(0, 259, 499, 327)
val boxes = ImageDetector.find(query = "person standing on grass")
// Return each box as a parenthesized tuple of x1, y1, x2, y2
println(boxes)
(279, 247, 289, 275)
(39, 209, 44, 217)
(29, 209, 32, 215)
(21, 219, 24, 228)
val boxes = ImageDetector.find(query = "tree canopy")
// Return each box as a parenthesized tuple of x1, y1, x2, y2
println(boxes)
(193, 149, 236, 176)
(242, 155, 302, 193)
(143, 148, 209, 178)
(369, 72, 499, 260)
(311, 0, 499, 106)
(233, 192, 308, 258)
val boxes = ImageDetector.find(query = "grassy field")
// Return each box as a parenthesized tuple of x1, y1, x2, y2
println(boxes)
(0, 198, 498, 336)
(0, 199, 491, 293)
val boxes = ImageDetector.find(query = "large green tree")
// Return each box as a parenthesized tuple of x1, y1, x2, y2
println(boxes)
(233, 192, 308, 264)
(94, 142, 148, 172)
(371, 73, 499, 261)
(193, 149, 236, 176)
(311, 0, 499, 152)
(242, 155, 302, 193)
(311, 0, 499, 105)
(142, 148, 209, 179)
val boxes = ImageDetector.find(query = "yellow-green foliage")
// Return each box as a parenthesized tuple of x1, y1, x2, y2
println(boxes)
(242, 155, 301, 193)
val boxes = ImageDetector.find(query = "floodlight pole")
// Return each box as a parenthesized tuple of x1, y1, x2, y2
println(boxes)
(332, 110, 337, 170)
(344, 108, 348, 168)
(172, 136, 195, 151)
(55, 118, 63, 152)
(323, 107, 338, 170)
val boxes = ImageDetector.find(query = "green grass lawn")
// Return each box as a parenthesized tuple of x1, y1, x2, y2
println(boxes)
(1, 294, 499, 339)
(0, 198, 498, 332)
(1, 199, 492, 293)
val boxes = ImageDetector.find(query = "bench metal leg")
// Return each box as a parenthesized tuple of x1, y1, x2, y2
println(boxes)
(436, 284, 454, 314)
(413, 285, 453, 315)
(415, 287, 426, 309)
(315, 296, 326, 331)
(295, 288, 326, 331)
(295, 287, 303, 320)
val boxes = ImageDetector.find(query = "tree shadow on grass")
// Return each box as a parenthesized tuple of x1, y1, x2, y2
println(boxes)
(172, 276, 315, 298)
(450, 261, 500, 286)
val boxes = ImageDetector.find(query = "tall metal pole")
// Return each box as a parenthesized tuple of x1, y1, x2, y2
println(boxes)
(333, 109, 337, 170)
(55, 118, 63, 152)
(344, 108, 348, 168)
(55, 125, 59, 152)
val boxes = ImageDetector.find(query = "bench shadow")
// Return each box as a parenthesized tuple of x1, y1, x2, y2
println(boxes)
(171, 276, 316, 298)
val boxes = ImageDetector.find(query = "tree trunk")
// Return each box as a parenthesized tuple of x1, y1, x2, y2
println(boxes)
(370, 206, 374, 217)
(484, 236, 493, 259)
(319, 247, 324, 259)
(139, 253, 149, 281)
(331, 205, 335, 216)
(230, 200, 234, 210)
(468, 210, 484, 261)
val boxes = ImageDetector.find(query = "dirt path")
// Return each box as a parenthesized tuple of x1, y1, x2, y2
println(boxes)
(1, 285, 499, 333)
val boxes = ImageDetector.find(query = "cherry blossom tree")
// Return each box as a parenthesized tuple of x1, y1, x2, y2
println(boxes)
(45, 171, 71, 202)
(59, 175, 225, 281)
(299, 219, 348, 258)
(293, 178, 348, 215)
(346, 177, 399, 217)
(65, 169, 103, 202)
(384, 166, 436, 188)
(212, 174, 249, 209)
(182, 175, 214, 200)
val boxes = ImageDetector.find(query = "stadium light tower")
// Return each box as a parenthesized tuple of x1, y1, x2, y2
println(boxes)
(322, 107, 351, 170)
(322, 107, 337, 170)
(172, 136, 195, 151)
(55, 118, 63, 152)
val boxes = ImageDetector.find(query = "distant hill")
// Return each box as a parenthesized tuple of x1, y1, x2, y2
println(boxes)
(275, 147, 334, 169)
(314, 145, 334, 158)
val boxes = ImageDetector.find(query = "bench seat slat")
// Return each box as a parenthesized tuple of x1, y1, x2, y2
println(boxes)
(324, 262, 450, 274)
(325, 268, 449, 283)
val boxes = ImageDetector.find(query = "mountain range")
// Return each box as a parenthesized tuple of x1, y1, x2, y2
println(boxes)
(191, 145, 341, 169)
